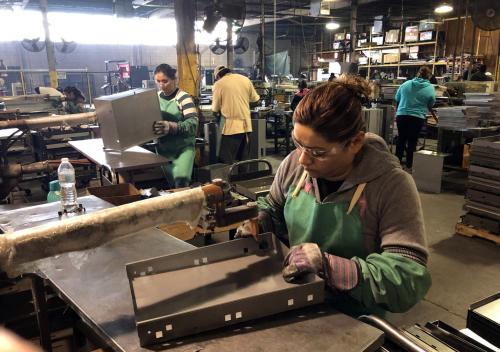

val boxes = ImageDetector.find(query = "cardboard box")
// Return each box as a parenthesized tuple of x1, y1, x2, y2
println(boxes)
(383, 53, 399, 64)
(87, 183, 141, 205)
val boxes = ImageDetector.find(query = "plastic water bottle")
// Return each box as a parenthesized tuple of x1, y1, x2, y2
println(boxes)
(58, 158, 78, 212)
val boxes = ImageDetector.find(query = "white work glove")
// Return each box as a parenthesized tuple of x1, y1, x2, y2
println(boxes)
(235, 218, 259, 240)
(153, 120, 170, 135)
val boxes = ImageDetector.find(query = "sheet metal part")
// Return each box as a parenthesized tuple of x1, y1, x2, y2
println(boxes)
(126, 233, 325, 346)
(69, 138, 169, 172)
(404, 325, 456, 352)
(468, 293, 500, 348)
(94, 88, 161, 151)
(424, 321, 495, 352)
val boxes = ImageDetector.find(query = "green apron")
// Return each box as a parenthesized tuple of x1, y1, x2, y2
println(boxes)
(157, 96, 195, 187)
(284, 173, 385, 316)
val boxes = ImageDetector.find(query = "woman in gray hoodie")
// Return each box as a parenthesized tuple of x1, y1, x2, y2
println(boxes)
(240, 75, 431, 317)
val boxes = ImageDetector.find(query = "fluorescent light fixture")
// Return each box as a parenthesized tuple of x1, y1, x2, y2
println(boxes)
(434, 3, 453, 14)
(325, 22, 340, 30)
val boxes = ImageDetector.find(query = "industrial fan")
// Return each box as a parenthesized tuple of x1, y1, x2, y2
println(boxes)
(472, 0, 500, 31)
(56, 38, 77, 54)
(21, 38, 46, 52)
(209, 35, 250, 55)
(233, 36, 249, 54)
(210, 38, 226, 55)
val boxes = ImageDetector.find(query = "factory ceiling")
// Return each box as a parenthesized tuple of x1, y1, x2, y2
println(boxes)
(1, 0, 468, 39)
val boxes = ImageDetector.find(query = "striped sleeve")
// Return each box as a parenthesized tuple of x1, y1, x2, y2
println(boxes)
(171, 91, 198, 137)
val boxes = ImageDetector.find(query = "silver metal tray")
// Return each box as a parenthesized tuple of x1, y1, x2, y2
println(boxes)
(126, 233, 325, 346)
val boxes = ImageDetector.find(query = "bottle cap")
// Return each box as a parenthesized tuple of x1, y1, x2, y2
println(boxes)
(49, 180, 60, 191)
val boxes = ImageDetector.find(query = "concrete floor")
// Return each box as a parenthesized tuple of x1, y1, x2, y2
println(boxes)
(387, 191, 500, 329)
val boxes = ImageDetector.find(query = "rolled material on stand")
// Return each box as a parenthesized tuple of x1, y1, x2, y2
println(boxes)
(0, 187, 206, 271)
(0, 112, 96, 130)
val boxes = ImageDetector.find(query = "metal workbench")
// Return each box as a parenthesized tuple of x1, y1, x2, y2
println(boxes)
(1, 196, 384, 351)
(68, 138, 169, 184)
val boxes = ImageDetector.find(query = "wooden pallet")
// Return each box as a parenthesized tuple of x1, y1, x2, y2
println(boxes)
(455, 223, 500, 245)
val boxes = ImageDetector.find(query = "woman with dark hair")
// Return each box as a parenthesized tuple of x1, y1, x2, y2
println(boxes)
(239, 75, 431, 317)
(290, 80, 310, 111)
(62, 86, 86, 114)
(152, 63, 198, 188)
(394, 66, 436, 170)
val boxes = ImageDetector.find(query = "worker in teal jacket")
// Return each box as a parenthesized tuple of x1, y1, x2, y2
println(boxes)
(394, 66, 436, 169)
(239, 75, 431, 317)
(152, 64, 198, 188)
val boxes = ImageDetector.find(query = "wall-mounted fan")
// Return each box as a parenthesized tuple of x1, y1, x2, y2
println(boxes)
(56, 39, 77, 54)
(21, 38, 46, 52)
(210, 38, 226, 55)
(233, 36, 249, 54)
(472, 0, 499, 31)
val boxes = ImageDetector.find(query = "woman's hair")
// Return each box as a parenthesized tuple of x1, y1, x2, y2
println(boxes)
(154, 64, 177, 80)
(63, 86, 85, 102)
(298, 80, 308, 90)
(293, 74, 370, 143)
(417, 66, 432, 80)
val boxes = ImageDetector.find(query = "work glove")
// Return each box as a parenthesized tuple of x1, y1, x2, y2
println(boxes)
(235, 218, 259, 240)
(282, 243, 325, 282)
(153, 120, 170, 135)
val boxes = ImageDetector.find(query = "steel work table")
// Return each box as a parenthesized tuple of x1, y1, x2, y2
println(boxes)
(69, 138, 169, 184)
(2, 196, 384, 352)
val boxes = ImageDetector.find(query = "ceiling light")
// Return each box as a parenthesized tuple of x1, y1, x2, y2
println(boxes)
(325, 22, 340, 30)
(434, 3, 453, 14)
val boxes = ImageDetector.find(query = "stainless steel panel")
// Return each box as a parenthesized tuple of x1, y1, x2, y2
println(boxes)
(94, 88, 161, 151)
(126, 233, 325, 346)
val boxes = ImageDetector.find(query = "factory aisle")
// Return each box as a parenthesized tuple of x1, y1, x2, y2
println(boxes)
(387, 191, 500, 328)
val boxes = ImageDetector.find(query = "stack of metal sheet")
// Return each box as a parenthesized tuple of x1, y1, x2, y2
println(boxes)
(464, 92, 500, 121)
(463, 135, 500, 235)
(435, 106, 480, 129)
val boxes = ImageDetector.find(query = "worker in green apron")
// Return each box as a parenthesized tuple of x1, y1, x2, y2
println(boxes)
(239, 75, 431, 317)
(152, 64, 198, 188)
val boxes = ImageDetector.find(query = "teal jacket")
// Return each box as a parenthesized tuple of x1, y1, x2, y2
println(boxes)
(395, 78, 436, 119)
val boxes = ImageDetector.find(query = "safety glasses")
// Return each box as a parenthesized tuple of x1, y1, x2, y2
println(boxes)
(291, 133, 349, 160)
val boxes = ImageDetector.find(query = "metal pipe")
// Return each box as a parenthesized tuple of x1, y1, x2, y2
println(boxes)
(260, 0, 265, 80)
(358, 315, 427, 352)
(0, 112, 96, 130)
(273, 0, 277, 76)
(227, 19, 234, 68)
(459, 0, 469, 77)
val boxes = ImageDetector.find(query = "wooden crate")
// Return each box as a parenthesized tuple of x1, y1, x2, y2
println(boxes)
(455, 222, 500, 245)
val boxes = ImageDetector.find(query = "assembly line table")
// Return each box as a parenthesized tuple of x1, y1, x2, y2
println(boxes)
(69, 138, 169, 185)
(1, 196, 384, 352)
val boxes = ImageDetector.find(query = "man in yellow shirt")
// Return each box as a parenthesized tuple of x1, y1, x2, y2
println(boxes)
(211, 65, 260, 164)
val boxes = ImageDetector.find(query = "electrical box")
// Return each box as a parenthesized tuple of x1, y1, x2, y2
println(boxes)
(94, 88, 161, 151)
